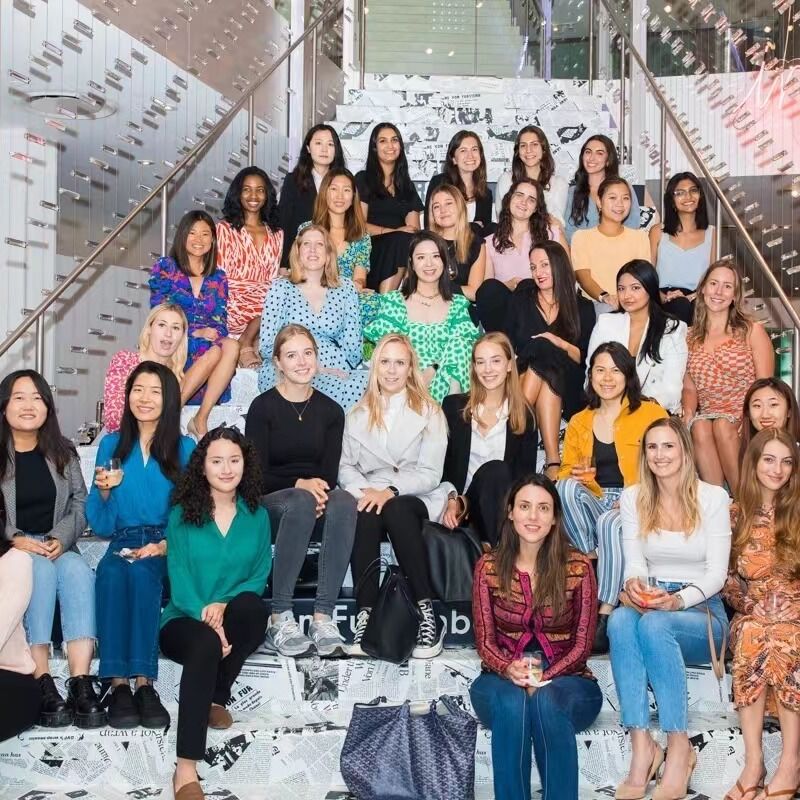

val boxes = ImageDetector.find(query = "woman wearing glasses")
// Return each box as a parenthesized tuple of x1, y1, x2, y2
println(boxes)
(649, 173, 716, 325)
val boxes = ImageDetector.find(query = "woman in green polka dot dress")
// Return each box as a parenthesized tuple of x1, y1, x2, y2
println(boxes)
(364, 231, 479, 404)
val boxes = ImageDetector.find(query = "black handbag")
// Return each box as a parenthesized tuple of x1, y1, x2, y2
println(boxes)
(422, 521, 483, 603)
(340, 696, 478, 800)
(357, 558, 421, 664)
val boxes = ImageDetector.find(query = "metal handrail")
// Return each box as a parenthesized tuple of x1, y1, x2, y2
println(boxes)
(0, 0, 343, 360)
(597, 0, 800, 395)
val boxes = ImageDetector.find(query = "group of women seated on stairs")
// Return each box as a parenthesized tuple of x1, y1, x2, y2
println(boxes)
(1, 120, 796, 800)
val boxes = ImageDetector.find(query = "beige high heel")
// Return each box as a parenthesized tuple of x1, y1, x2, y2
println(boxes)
(652, 747, 697, 800)
(615, 742, 665, 799)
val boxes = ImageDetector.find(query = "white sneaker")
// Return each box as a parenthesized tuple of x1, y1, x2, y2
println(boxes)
(347, 608, 371, 657)
(264, 611, 314, 658)
(411, 600, 445, 659)
(308, 617, 346, 658)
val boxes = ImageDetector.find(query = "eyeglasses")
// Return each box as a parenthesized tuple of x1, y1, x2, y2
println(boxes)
(672, 187, 701, 198)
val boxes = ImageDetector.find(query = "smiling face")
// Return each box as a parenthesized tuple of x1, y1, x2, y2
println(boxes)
(128, 371, 164, 424)
(473, 340, 511, 393)
(599, 184, 631, 224)
(749, 386, 790, 432)
(148, 310, 184, 358)
(430, 190, 458, 229)
(307, 129, 336, 169)
(185, 220, 213, 272)
(297, 228, 327, 275)
(509, 484, 555, 547)
(326, 175, 354, 215)
(671, 178, 701, 214)
(517, 131, 543, 169)
(617, 272, 650, 314)
(375, 126, 401, 165)
(240, 174, 267, 216)
(644, 425, 683, 481)
(204, 438, 244, 494)
(411, 239, 444, 285)
(4, 376, 48, 434)
(376, 339, 412, 396)
(452, 136, 481, 174)
(509, 184, 538, 220)
(756, 438, 794, 495)
(701, 265, 737, 313)
(529, 247, 553, 291)
(590, 352, 626, 402)
(582, 139, 609, 175)
(274, 333, 317, 386)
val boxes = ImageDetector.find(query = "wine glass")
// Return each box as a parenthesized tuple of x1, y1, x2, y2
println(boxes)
(527, 651, 544, 685)
(763, 590, 785, 621)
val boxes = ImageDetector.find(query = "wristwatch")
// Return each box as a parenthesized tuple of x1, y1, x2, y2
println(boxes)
(387, 485, 399, 497)
(598, 291, 609, 301)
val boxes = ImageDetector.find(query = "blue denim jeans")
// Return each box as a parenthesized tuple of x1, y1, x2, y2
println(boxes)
(607, 582, 728, 732)
(470, 671, 603, 800)
(23, 534, 96, 647)
(95, 526, 167, 679)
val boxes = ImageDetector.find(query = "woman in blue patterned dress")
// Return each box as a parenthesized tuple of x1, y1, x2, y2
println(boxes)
(299, 168, 379, 328)
(148, 210, 239, 437)
(257, 225, 368, 410)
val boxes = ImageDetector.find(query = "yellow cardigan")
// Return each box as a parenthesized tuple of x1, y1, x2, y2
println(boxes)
(557, 399, 668, 497)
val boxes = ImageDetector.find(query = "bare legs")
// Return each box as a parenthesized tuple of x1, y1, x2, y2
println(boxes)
(32, 637, 94, 679)
(757, 700, 800, 799)
(659, 731, 694, 792)
(521, 368, 561, 478)
(379, 267, 405, 294)
(180, 338, 240, 437)
(624, 728, 661, 786)
(691, 418, 740, 491)
(237, 318, 262, 369)
(726, 692, 768, 798)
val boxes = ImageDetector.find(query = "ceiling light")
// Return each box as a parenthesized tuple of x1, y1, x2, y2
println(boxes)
(664, 4, 672, 11)
(764, 25, 771, 32)
(425, 47, 433, 54)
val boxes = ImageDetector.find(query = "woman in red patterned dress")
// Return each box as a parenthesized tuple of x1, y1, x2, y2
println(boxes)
(217, 167, 283, 369)
(682, 261, 774, 493)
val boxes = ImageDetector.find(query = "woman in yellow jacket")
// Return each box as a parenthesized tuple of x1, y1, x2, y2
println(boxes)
(557, 341, 667, 652)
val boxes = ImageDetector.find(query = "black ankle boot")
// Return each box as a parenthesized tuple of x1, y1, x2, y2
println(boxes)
(38, 673, 73, 727)
(593, 613, 610, 654)
(65, 675, 106, 729)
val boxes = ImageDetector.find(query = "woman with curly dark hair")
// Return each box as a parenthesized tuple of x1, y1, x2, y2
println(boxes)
(279, 124, 346, 268)
(217, 167, 283, 369)
(476, 177, 566, 333)
(160, 426, 271, 800)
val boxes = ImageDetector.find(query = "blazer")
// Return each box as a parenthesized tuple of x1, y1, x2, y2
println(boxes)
(339, 398, 449, 520)
(2, 444, 87, 551)
(441, 393, 538, 495)
(424, 172, 494, 231)
(278, 171, 317, 268)
(586, 313, 688, 414)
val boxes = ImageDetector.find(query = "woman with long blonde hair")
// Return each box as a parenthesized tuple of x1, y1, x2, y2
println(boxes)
(257, 224, 367, 410)
(682, 260, 774, 491)
(102, 303, 188, 432)
(608, 417, 731, 800)
(723, 428, 800, 800)
(340, 333, 449, 659)
(440, 333, 537, 544)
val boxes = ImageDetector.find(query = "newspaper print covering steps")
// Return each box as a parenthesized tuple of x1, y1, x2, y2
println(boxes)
(0, 650, 759, 800)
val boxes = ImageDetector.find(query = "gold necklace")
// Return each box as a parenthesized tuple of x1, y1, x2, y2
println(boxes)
(414, 290, 441, 307)
(279, 386, 313, 422)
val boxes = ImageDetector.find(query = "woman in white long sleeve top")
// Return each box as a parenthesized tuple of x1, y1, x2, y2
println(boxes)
(607, 418, 730, 800)
(586, 259, 687, 414)
(341, 333, 448, 660)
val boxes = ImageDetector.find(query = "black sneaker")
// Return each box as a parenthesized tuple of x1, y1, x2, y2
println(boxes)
(65, 675, 107, 729)
(38, 673, 72, 727)
(134, 684, 170, 729)
(104, 683, 139, 729)
(412, 600, 445, 659)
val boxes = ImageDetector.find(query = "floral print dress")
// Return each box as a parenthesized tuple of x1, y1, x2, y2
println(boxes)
(723, 508, 800, 713)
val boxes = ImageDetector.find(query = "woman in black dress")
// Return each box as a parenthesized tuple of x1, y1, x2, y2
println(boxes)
(505, 240, 595, 479)
(355, 123, 424, 293)
(278, 124, 346, 268)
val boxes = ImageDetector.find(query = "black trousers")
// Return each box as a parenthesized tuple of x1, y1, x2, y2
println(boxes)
(465, 460, 513, 547)
(0, 669, 40, 743)
(661, 286, 694, 326)
(350, 495, 432, 608)
(159, 592, 269, 760)
(475, 278, 512, 333)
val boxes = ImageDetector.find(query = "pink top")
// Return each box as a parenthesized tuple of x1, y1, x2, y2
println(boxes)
(216, 220, 283, 336)
(102, 350, 140, 432)
(486, 227, 556, 284)
(0, 549, 35, 675)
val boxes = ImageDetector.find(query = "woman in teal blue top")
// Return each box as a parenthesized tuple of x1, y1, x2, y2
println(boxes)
(160, 426, 271, 800)
(87, 361, 194, 730)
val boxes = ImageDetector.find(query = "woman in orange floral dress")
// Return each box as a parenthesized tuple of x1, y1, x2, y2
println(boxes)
(723, 428, 800, 800)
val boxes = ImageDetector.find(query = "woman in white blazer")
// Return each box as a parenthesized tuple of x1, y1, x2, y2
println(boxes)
(341, 333, 448, 660)
(586, 260, 687, 414)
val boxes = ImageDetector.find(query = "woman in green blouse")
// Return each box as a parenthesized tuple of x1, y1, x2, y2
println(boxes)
(364, 231, 479, 403)
(160, 426, 271, 800)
